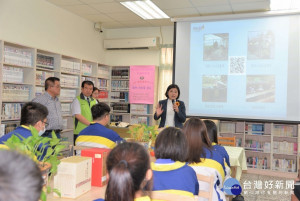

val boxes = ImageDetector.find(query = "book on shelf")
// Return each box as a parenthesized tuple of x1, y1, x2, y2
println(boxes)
(62, 118, 68, 129)
(110, 114, 123, 122)
(273, 141, 297, 155)
(245, 123, 264, 135)
(36, 54, 54, 69)
(99, 91, 108, 99)
(61, 103, 71, 115)
(1, 103, 23, 120)
(35, 86, 44, 97)
(2, 66, 24, 83)
(98, 78, 108, 88)
(81, 76, 95, 84)
(130, 104, 149, 115)
(111, 69, 129, 79)
(220, 122, 235, 133)
(1, 123, 19, 135)
(111, 80, 129, 90)
(273, 125, 297, 137)
(35, 70, 55, 85)
(2, 84, 31, 102)
(130, 116, 149, 125)
(82, 63, 92, 76)
(246, 156, 268, 169)
(111, 103, 129, 113)
(0, 124, 5, 137)
(110, 91, 128, 101)
(60, 89, 77, 102)
(98, 66, 110, 78)
(61, 59, 80, 74)
(4, 46, 33, 67)
(236, 138, 242, 147)
(272, 158, 297, 172)
(244, 140, 271, 152)
(60, 74, 79, 88)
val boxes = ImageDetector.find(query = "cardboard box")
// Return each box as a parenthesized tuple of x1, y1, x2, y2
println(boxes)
(81, 148, 110, 187)
(54, 156, 92, 198)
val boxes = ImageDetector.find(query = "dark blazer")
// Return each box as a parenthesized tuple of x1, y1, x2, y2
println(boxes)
(154, 99, 186, 128)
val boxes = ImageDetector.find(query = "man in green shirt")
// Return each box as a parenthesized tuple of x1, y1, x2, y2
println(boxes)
(71, 81, 97, 144)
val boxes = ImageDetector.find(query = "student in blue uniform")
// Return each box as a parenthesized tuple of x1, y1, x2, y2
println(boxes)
(151, 127, 199, 197)
(204, 120, 230, 167)
(0, 102, 49, 144)
(94, 142, 153, 201)
(183, 117, 226, 201)
(75, 102, 123, 149)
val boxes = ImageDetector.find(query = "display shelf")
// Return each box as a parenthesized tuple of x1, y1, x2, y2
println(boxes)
(219, 120, 299, 175)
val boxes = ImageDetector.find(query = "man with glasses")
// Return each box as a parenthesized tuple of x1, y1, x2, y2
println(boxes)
(0, 102, 49, 144)
(75, 102, 123, 150)
(33, 77, 63, 138)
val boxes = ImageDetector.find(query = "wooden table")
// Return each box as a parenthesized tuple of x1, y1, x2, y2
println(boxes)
(47, 185, 106, 201)
(224, 146, 247, 181)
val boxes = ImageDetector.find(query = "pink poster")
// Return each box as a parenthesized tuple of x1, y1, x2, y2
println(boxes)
(129, 65, 155, 104)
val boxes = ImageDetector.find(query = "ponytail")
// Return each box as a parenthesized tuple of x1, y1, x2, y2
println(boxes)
(105, 160, 135, 201)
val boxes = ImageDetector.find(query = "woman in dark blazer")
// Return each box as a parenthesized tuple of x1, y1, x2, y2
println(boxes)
(154, 84, 186, 128)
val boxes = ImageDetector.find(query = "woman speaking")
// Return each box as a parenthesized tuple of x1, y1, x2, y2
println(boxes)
(154, 84, 186, 128)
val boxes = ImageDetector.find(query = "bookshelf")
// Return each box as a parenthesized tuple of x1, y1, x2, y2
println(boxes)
(0, 40, 112, 144)
(110, 66, 156, 126)
(219, 120, 299, 177)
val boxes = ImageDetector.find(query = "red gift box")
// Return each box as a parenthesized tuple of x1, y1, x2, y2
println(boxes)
(81, 148, 110, 187)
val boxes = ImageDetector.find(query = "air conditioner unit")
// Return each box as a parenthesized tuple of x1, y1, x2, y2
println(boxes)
(104, 37, 159, 50)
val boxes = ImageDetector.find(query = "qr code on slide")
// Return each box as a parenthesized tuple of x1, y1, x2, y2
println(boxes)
(229, 56, 246, 75)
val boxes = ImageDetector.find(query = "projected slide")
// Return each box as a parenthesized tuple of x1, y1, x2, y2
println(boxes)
(188, 16, 290, 119)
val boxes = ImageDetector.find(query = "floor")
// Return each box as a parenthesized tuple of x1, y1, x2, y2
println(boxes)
(239, 172, 294, 201)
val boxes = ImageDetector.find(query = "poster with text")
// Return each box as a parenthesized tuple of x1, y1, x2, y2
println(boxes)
(129, 65, 155, 104)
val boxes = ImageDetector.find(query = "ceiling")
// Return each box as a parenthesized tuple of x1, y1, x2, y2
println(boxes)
(46, 0, 270, 29)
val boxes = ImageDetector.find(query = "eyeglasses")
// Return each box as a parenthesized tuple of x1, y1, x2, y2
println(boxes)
(42, 120, 49, 127)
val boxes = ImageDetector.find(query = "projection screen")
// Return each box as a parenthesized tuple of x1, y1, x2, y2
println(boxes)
(174, 11, 300, 122)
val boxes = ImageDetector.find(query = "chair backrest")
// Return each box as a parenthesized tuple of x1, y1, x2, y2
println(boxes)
(218, 136, 236, 146)
(197, 174, 214, 201)
(150, 191, 196, 201)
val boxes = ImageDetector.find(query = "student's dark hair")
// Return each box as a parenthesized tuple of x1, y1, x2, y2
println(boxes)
(93, 87, 99, 93)
(81, 80, 94, 88)
(20, 102, 48, 126)
(183, 117, 212, 163)
(165, 84, 180, 99)
(204, 120, 218, 144)
(45, 77, 60, 91)
(105, 142, 151, 201)
(91, 102, 110, 121)
(0, 150, 43, 201)
(155, 127, 187, 162)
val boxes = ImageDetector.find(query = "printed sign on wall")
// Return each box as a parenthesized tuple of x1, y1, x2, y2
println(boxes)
(129, 65, 155, 104)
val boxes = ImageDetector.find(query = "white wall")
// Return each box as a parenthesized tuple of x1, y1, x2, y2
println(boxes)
(0, 0, 105, 62)
(104, 26, 174, 66)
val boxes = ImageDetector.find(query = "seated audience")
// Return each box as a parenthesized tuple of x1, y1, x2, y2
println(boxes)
(151, 127, 199, 197)
(75, 102, 123, 149)
(94, 142, 152, 201)
(183, 117, 226, 201)
(0, 149, 43, 201)
(204, 120, 230, 167)
(0, 102, 49, 144)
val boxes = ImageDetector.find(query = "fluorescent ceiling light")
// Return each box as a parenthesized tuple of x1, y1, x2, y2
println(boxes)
(121, 0, 169, 20)
(270, 0, 300, 10)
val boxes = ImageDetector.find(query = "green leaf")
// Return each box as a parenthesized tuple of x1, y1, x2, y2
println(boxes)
(40, 190, 47, 201)
(52, 188, 61, 197)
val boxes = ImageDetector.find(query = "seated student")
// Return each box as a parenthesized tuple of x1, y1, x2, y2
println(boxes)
(204, 120, 230, 167)
(151, 127, 199, 197)
(0, 149, 43, 201)
(0, 102, 49, 144)
(94, 142, 153, 201)
(76, 102, 123, 149)
(183, 117, 226, 201)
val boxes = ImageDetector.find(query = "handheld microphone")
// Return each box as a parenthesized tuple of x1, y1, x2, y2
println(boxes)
(172, 99, 176, 112)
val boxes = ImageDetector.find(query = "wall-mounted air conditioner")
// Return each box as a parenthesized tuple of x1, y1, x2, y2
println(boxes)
(104, 37, 159, 50)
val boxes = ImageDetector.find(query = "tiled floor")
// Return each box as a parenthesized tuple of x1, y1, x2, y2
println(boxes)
(239, 172, 293, 201)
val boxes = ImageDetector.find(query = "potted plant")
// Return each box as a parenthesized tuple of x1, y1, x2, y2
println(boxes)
(3, 126, 67, 201)
(128, 124, 159, 150)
